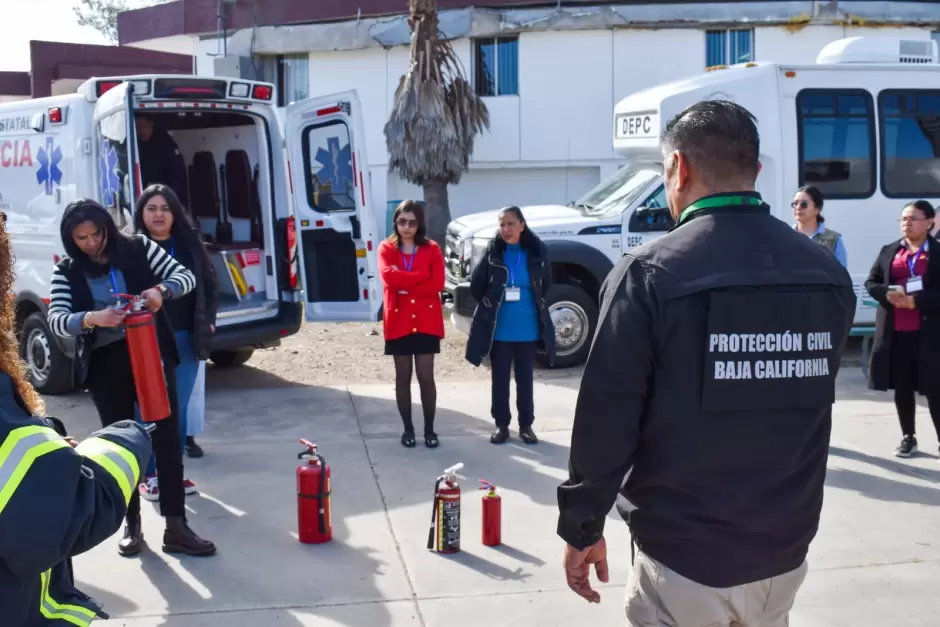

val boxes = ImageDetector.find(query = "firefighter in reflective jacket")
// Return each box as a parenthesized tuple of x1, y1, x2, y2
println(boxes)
(0, 378, 152, 626)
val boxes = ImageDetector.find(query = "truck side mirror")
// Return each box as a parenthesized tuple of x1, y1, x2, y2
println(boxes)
(628, 206, 675, 233)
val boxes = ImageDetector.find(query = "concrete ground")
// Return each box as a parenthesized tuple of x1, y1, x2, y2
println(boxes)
(49, 359, 940, 626)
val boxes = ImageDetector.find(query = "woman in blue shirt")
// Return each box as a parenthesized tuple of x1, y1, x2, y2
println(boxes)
(792, 186, 848, 268)
(466, 207, 556, 445)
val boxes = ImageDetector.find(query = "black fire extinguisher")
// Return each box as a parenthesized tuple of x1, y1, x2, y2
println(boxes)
(427, 463, 464, 553)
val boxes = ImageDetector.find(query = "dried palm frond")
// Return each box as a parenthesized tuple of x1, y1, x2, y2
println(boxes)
(385, 0, 490, 187)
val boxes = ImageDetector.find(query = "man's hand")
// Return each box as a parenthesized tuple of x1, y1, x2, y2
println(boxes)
(140, 287, 164, 312)
(90, 308, 127, 328)
(900, 295, 917, 309)
(564, 537, 609, 603)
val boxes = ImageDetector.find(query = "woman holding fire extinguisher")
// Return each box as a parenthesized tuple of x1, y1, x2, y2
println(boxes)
(133, 184, 218, 500)
(47, 199, 217, 558)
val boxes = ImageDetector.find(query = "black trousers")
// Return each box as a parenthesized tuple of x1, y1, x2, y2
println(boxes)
(490, 341, 537, 428)
(86, 339, 185, 521)
(891, 330, 940, 439)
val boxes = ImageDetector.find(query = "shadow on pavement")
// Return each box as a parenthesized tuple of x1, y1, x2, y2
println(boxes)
(829, 445, 940, 483)
(824, 467, 940, 506)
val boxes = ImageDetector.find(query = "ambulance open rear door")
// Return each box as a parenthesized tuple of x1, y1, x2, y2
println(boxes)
(283, 91, 381, 322)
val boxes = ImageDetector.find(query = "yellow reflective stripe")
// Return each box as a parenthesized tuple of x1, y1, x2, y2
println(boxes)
(0, 426, 70, 515)
(39, 570, 97, 626)
(75, 437, 140, 505)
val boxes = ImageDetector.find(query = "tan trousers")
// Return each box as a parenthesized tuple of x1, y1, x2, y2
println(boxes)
(624, 551, 808, 627)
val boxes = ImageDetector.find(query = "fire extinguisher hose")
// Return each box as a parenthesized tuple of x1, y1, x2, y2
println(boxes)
(427, 475, 443, 550)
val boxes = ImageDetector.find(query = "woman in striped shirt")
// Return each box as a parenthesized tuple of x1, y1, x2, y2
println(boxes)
(48, 199, 216, 558)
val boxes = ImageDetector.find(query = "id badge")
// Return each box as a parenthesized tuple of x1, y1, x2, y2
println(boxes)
(505, 287, 521, 302)
(906, 277, 924, 293)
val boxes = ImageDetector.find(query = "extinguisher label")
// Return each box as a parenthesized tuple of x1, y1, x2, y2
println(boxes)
(438, 497, 460, 551)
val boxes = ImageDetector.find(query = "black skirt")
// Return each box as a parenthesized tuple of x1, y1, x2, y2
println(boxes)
(385, 332, 441, 356)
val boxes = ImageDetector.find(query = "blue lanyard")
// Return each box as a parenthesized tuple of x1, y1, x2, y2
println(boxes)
(507, 249, 524, 286)
(908, 243, 926, 277)
(401, 246, 417, 272)
(168, 237, 175, 258)
(109, 267, 119, 295)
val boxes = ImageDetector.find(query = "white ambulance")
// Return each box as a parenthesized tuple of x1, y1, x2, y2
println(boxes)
(0, 75, 381, 394)
(444, 35, 940, 367)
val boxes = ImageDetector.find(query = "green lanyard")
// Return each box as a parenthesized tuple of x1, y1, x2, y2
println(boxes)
(677, 194, 764, 226)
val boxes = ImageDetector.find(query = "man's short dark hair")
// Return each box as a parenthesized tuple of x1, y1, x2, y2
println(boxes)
(660, 100, 760, 187)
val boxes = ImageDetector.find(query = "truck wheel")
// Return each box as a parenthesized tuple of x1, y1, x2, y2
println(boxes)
(21, 313, 73, 395)
(540, 284, 598, 368)
(210, 349, 255, 368)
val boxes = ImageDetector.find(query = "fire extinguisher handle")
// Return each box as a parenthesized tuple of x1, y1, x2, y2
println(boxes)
(298, 438, 320, 459)
(479, 479, 496, 493)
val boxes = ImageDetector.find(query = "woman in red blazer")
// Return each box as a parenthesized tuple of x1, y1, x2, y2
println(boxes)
(379, 200, 445, 448)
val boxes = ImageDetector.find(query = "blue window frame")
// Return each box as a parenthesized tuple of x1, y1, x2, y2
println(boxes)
(705, 29, 754, 67)
(879, 89, 940, 197)
(473, 37, 519, 96)
(796, 89, 875, 199)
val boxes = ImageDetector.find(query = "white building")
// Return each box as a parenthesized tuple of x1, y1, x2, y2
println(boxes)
(121, 1, 940, 224)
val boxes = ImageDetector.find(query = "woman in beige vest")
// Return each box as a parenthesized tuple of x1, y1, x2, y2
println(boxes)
(792, 185, 847, 268)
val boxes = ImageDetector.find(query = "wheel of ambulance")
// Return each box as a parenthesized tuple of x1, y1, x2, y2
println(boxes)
(21, 312, 73, 395)
(210, 349, 254, 368)
(538, 284, 598, 369)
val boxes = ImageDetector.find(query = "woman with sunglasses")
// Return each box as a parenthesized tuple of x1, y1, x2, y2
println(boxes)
(378, 201, 445, 448)
(865, 200, 940, 458)
(792, 186, 847, 268)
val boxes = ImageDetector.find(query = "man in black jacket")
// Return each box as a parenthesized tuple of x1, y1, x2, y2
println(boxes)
(557, 100, 855, 626)
(136, 115, 190, 209)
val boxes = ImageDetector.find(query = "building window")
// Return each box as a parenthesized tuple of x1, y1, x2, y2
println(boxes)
(255, 53, 310, 107)
(705, 29, 754, 67)
(473, 37, 519, 97)
(879, 90, 940, 198)
(796, 89, 875, 199)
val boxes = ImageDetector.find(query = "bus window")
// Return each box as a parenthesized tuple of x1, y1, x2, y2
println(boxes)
(879, 89, 940, 198)
(796, 89, 875, 199)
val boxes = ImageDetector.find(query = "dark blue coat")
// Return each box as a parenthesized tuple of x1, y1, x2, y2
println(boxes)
(465, 233, 556, 366)
(0, 373, 152, 626)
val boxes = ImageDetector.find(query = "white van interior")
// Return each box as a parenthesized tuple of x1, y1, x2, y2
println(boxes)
(141, 111, 279, 326)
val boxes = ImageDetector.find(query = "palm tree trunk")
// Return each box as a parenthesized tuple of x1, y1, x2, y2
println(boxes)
(422, 179, 451, 248)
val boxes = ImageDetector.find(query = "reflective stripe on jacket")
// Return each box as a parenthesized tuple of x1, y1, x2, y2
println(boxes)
(0, 372, 152, 626)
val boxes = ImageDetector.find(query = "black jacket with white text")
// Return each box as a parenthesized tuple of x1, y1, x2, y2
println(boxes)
(557, 193, 856, 588)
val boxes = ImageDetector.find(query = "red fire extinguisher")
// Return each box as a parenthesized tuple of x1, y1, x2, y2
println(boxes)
(116, 294, 170, 423)
(480, 480, 501, 547)
(427, 463, 464, 554)
(297, 439, 332, 544)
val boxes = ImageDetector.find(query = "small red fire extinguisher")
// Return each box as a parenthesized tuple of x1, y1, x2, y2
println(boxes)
(116, 294, 170, 423)
(428, 463, 464, 553)
(297, 439, 332, 544)
(480, 480, 501, 547)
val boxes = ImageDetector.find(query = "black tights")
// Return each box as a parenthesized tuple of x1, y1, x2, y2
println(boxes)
(895, 388, 940, 439)
(394, 354, 437, 435)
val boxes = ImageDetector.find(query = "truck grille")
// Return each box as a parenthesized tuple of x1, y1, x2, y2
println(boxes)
(445, 225, 464, 281)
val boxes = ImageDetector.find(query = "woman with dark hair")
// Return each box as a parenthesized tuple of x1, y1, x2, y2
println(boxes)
(866, 200, 940, 458)
(134, 184, 219, 499)
(792, 185, 847, 268)
(47, 198, 216, 557)
(378, 200, 445, 448)
(465, 206, 556, 445)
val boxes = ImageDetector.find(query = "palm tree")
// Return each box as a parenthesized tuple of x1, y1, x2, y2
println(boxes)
(384, 0, 490, 247)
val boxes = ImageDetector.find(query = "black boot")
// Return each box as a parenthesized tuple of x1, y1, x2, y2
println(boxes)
(490, 427, 510, 444)
(185, 436, 204, 458)
(163, 517, 217, 556)
(118, 521, 144, 557)
(519, 425, 538, 445)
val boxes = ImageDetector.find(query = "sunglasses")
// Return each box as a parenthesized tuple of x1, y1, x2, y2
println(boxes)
(397, 218, 418, 228)
(791, 201, 810, 209)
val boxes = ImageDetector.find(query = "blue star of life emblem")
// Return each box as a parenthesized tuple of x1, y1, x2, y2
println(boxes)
(99, 139, 121, 206)
(313, 137, 353, 194)
(36, 137, 63, 196)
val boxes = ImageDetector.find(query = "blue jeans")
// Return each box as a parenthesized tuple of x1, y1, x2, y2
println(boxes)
(138, 331, 200, 476)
